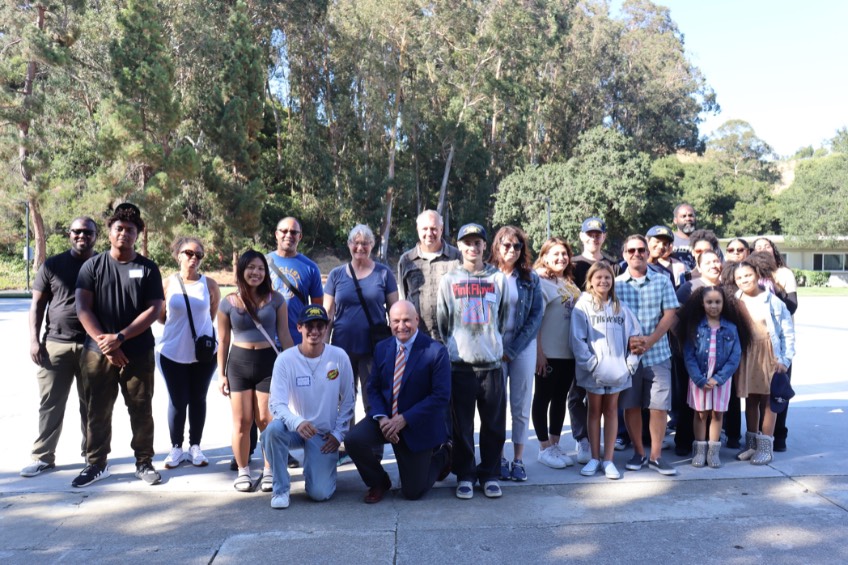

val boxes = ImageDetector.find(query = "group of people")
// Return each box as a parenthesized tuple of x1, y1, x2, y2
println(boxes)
(21, 202, 796, 508)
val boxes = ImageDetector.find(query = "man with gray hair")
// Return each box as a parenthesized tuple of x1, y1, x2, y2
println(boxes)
(398, 210, 460, 342)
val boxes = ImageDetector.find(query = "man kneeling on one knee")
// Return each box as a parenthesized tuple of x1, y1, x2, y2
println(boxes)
(346, 300, 452, 503)
(262, 305, 354, 509)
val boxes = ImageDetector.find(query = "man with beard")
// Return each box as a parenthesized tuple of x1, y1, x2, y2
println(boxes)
(671, 204, 697, 270)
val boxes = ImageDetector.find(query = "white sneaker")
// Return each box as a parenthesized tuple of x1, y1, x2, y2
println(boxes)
(271, 492, 290, 509)
(552, 444, 575, 467)
(188, 445, 208, 467)
(602, 460, 621, 480)
(576, 438, 591, 465)
(21, 459, 55, 477)
(537, 446, 566, 469)
(164, 446, 185, 469)
(580, 458, 601, 476)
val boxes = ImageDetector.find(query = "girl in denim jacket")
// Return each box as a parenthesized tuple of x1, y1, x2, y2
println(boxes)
(677, 287, 751, 468)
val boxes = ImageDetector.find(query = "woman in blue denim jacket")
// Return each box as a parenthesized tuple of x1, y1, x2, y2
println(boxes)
(733, 261, 795, 466)
(489, 226, 544, 481)
(677, 286, 751, 468)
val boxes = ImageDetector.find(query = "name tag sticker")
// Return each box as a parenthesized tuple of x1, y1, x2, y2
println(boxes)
(485, 292, 497, 303)
(296, 376, 311, 387)
(129, 269, 143, 279)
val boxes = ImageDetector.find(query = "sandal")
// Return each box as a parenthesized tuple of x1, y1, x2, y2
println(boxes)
(233, 472, 252, 492)
(260, 472, 273, 493)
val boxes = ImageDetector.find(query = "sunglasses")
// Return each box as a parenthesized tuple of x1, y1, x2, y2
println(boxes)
(501, 242, 523, 251)
(181, 249, 204, 260)
(277, 229, 301, 236)
(726, 247, 746, 253)
(70, 229, 95, 236)
(625, 247, 647, 255)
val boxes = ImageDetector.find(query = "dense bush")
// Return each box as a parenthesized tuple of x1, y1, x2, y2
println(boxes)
(793, 269, 830, 287)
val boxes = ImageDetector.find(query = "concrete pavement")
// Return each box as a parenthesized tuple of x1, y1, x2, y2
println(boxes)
(1, 297, 846, 564)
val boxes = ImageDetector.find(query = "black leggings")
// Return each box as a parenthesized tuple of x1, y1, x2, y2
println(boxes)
(159, 354, 217, 446)
(532, 358, 575, 442)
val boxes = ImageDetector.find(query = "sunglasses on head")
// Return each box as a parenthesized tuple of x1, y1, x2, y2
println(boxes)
(70, 229, 95, 237)
(501, 242, 523, 251)
(625, 247, 647, 255)
(181, 249, 204, 260)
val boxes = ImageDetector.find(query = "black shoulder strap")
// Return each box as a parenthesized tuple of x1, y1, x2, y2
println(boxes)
(266, 253, 308, 304)
(176, 275, 215, 341)
(349, 263, 378, 329)
(176, 275, 198, 340)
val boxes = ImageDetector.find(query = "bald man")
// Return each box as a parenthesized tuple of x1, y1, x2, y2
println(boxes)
(345, 300, 452, 503)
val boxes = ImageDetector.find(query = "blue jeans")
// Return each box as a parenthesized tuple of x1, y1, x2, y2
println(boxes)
(262, 419, 337, 501)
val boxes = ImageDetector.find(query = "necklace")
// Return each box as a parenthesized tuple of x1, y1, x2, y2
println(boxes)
(299, 344, 325, 378)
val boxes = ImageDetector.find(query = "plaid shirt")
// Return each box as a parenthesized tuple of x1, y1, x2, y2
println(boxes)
(615, 269, 679, 366)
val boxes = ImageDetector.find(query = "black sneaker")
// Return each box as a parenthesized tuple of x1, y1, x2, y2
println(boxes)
(625, 454, 648, 471)
(287, 453, 300, 468)
(648, 458, 678, 476)
(135, 462, 162, 485)
(71, 463, 110, 488)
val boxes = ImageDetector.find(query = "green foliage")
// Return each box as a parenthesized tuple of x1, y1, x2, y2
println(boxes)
(493, 126, 652, 249)
(793, 269, 830, 288)
(779, 153, 848, 237)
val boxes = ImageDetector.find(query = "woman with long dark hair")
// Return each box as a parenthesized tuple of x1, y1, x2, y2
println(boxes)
(218, 250, 293, 492)
(489, 226, 543, 481)
(157, 237, 220, 469)
(731, 260, 795, 465)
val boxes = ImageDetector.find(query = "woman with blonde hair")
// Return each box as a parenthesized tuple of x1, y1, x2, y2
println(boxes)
(571, 262, 641, 479)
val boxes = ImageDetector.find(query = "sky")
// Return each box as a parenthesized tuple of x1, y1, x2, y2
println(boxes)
(651, 0, 848, 157)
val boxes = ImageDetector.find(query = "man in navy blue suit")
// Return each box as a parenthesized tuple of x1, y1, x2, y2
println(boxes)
(345, 300, 452, 503)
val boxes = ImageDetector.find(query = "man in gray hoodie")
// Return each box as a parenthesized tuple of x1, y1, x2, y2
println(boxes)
(437, 223, 509, 500)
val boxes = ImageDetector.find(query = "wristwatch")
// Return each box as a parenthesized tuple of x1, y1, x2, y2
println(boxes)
(117, 332, 125, 342)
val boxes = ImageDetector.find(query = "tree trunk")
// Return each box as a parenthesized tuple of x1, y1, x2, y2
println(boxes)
(18, 5, 48, 268)
(437, 143, 455, 216)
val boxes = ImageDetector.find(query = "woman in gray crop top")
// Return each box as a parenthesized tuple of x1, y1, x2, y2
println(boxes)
(218, 250, 293, 492)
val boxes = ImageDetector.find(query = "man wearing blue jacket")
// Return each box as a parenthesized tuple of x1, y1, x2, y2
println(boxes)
(345, 300, 452, 503)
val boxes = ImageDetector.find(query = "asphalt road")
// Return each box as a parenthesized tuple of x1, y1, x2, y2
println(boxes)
(1, 297, 846, 564)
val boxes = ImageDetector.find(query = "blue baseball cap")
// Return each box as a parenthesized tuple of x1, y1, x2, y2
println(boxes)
(581, 217, 607, 233)
(770, 372, 795, 414)
(457, 223, 487, 242)
(646, 225, 674, 242)
(298, 304, 329, 324)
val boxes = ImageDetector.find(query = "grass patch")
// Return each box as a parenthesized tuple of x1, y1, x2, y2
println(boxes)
(798, 287, 848, 297)
(0, 256, 31, 290)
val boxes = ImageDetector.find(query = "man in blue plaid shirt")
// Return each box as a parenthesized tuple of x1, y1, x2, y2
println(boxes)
(615, 234, 680, 476)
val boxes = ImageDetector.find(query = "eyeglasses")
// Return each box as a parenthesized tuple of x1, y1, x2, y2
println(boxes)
(70, 229, 95, 236)
(625, 247, 647, 255)
(181, 249, 204, 260)
(501, 242, 523, 251)
(277, 229, 301, 236)
(726, 247, 746, 253)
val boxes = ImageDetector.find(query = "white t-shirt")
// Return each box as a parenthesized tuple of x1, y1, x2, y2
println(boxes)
(269, 344, 355, 443)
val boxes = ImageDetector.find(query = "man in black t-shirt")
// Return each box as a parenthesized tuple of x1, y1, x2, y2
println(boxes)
(73, 203, 165, 487)
(568, 217, 620, 464)
(20, 218, 98, 478)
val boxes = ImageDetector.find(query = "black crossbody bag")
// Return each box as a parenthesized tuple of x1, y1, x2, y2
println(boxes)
(176, 275, 217, 363)
(349, 263, 392, 352)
